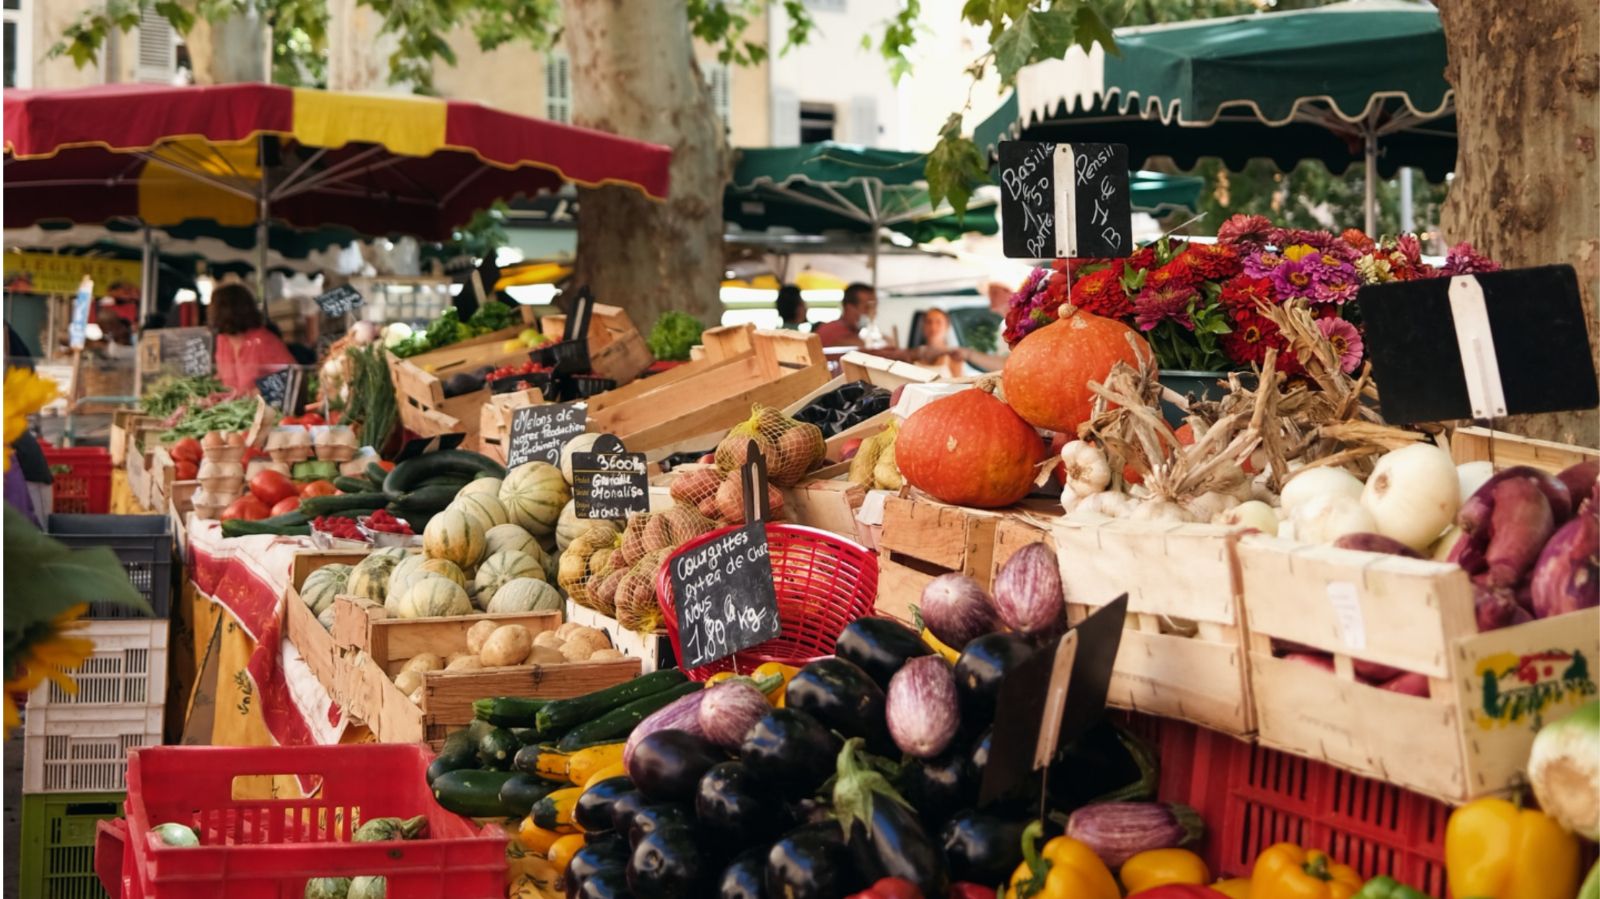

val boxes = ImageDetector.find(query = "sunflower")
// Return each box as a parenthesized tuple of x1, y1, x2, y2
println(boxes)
(4, 603, 93, 732)
(5, 367, 58, 469)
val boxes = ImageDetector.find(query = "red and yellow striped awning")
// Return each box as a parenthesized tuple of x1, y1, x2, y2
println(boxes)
(3, 83, 672, 239)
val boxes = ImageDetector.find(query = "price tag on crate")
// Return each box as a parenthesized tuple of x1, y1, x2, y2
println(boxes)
(507, 402, 587, 469)
(999, 141, 1132, 260)
(1357, 264, 1598, 424)
(572, 435, 649, 520)
(161, 328, 214, 377)
(314, 284, 363, 317)
(980, 594, 1127, 806)
(667, 445, 781, 669)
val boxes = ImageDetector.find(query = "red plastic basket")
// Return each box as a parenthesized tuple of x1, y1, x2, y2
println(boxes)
(96, 744, 506, 899)
(656, 523, 878, 680)
(42, 446, 112, 514)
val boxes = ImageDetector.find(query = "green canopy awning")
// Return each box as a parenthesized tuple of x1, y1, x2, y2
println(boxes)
(973, 0, 1454, 230)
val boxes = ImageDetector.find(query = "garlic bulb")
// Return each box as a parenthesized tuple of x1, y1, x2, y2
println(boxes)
(1059, 440, 1112, 498)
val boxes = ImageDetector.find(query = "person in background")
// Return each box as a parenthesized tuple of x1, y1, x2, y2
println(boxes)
(815, 283, 953, 365)
(916, 309, 965, 378)
(776, 284, 808, 330)
(210, 283, 296, 393)
(95, 308, 135, 359)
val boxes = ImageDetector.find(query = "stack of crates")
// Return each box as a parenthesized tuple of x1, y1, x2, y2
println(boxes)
(21, 514, 174, 899)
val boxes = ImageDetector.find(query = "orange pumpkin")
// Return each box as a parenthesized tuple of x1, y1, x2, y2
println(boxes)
(1002, 310, 1151, 434)
(896, 387, 1045, 508)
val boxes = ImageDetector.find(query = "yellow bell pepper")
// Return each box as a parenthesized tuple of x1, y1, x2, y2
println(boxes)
(1003, 821, 1120, 899)
(1122, 848, 1211, 893)
(753, 662, 798, 706)
(1251, 844, 1362, 899)
(1212, 878, 1253, 899)
(705, 671, 739, 687)
(1445, 798, 1581, 899)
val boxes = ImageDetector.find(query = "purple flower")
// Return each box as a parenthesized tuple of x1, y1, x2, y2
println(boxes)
(1270, 256, 1319, 301)
(1243, 250, 1285, 279)
(1442, 242, 1500, 276)
(1268, 227, 1338, 252)
(1317, 317, 1365, 373)
(1311, 257, 1362, 304)
(1134, 284, 1198, 332)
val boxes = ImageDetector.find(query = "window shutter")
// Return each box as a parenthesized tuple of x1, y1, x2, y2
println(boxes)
(771, 88, 800, 146)
(848, 96, 879, 146)
(707, 63, 732, 130)
(544, 52, 571, 124)
(135, 7, 178, 84)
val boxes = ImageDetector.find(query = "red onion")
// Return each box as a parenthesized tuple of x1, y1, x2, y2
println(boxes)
(1332, 533, 1422, 558)
(1483, 477, 1555, 587)
(885, 656, 959, 758)
(1475, 582, 1533, 632)
(920, 574, 998, 649)
(1555, 462, 1598, 510)
(1529, 512, 1599, 619)
(991, 543, 1065, 636)
(697, 681, 770, 749)
(1283, 651, 1334, 672)
(1354, 660, 1405, 684)
(1379, 672, 1430, 697)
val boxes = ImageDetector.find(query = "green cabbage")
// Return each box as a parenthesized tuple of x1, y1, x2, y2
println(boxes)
(304, 877, 351, 899)
(1529, 700, 1598, 840)
(346, 876, 386, 899)
(646, 311, 706, 362)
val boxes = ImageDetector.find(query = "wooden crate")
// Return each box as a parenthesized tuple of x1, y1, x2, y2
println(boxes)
(541, 304, 653, 386)
(586, 327, 831, 455)
(839, 351, 945, 393)
(1050, 517, 1253, 736)
(386, 322, 535, 440)
(282, 551, 372, 696)
(1239, 429, 1600, 802)
(565, 601, 673, 673)
(110, 411, 159, 467)
(476, 388, 546, 463)
(332, 595, 639, 746)
(874, 495, 1009, 627)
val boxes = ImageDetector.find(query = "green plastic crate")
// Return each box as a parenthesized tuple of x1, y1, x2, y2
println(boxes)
(19, 790, 123, 899)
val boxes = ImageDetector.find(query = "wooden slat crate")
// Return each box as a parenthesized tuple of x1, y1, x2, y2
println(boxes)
(282, 551, 372, 696)
(477, 388, 546, 464)
(874, 495, 1009, 627)
(1051, 517, 1253, 736)
(110, 411, 159, 467)
(586, 327, 831, 455)
(386, 318, 535, 441)
(565, 601, 673, 673)
(839, 351, 944, 393)
(541, 304, 653, 386)
(331, 595, 639, 746)
(1239, 430, 1600, 802)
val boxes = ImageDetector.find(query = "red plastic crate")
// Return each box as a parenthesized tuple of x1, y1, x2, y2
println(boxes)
(1134, 715, 1449, 895)
(96, 744, 506, 899)
(43, 446, 112, 514)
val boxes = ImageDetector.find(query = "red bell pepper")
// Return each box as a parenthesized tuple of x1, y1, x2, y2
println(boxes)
(848, 878, 923, 899)
(948, 885, 998, 899)
(1131, 886, 1231, 899)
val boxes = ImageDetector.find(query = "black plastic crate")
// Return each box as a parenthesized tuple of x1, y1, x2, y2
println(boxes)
(45, 515, 173, 619)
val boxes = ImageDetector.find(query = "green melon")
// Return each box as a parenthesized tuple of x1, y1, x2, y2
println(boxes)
(423, 506, 486, 568)
(452, 492, 511, 533)
(487, 577, 564, 614)
(499, 462, 569, 536)
(559, 433, 605, 484)
(474, 550, 546, 608)
(301, 564, 351, 616)
(396, 575, 472, 619)
(458, 477, 504, 500)
(347, 552, 402, 602)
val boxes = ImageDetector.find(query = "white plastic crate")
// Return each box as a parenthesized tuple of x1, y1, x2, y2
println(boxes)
(27, 618, 168, 709)
(23, 703, 164, 793)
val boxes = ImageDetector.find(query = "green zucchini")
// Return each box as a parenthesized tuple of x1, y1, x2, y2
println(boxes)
(391, 483, 463, 514)
(535, 669, 688, 735)
(426, 754, 476, 786)
(333, 475, 375, 494)
(478, 727, 521, 770)
(383, 450, 506, 498)
(474, 696, 550, 729)
(466, 718, 497, 745)
(431, 769, 515, 818)
(220, 516, 311, 538)
(298, 492, 388, 516)
(555, 681, 702, 751)
(366, 462, 391, 487)
(437, 729, 477, 766)
(498, 773, 556, 818)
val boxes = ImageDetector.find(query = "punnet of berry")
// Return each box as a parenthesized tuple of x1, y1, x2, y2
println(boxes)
(312, 515, 368, 541)
(363, 508, 415, 535)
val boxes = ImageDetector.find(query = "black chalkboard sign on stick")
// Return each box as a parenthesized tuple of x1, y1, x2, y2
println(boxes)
(506, 402, 588, 469)
(998, 141, 1133, 260)
(1357, 264, 1598, 425)
(161, 329, 215, 377)
(255, 367, 303, 414)
(314, 284, 363, 317)
(667, 444, 782, 670)
(572, 435, 649, 520)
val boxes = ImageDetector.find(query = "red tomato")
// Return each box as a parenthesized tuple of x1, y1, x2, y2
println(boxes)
(270, 496, 301, 516)
(174, 460, 199, 481)
(299, 480, 338, 498)
(220, 495, 271, 522)
(376, 460, 395, 472)
(248, 470, 298, 506)
(171, 437, 203, 465)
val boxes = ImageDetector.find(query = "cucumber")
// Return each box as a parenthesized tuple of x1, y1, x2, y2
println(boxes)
(298, 492, 388, 516)
(499, 773, 557, 818)
(383, 450, 506, 498)
(391, 483, 462, 514)
(555, 681, 702, 752)
(388, 506, 434, 533)
(333, 475, 374, 493)
(474, 697, 550, 729)
(220, 516, 311, 538)
(478, 727, 521, 770)
(535, 669, 688, 735)
(431, 769, 515, 818)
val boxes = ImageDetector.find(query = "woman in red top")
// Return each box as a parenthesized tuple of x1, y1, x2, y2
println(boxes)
(209, 283, 295, 393)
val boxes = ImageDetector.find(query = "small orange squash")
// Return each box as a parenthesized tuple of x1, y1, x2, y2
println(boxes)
(1002, 310, 1151, 434)
(896, 387, 1045, 508)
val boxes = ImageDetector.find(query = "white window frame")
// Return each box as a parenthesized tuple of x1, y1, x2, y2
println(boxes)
(3, 0, 33, 89)
(545, 51, 571, 124)
(706, 62, 732, 130)
(134, 5, 179, 84)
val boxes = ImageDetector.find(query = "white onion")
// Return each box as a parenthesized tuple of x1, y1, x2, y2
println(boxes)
(1457, 461, 1495, 503)
(1280, 467, 1365, 516)
(1361, 444, 1460, 551)
(1293, 494, 1377, 544)
(1216, 500, 1279, 535)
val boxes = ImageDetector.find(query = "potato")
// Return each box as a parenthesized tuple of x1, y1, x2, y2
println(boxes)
(394, 669, 424, 694)
(445, 655, 482, 672)
(590, 648, 626, 661)
(480, 625, 533, 667)
(526, 646, 566, 665)
(445, 651, 473, 666)
(569, 628, 612, 650)
(401, 653, 444, 673)
(533, 630, 566, 650)
(408, 686, 423, 705)
(556, 622, 583, 640)
(559, 641, 594, 662)
(466, 619, 499, 655)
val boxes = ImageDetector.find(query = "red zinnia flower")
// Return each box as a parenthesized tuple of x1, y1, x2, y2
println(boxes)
(1146, 259, 1200, 292)
(1220, 275, 1276, 312)
(1217, 214, 1273, 246)
(1340, 228, 1375, 251)
(1069, 268, 1135, 319)
(1134, 284, 1198, 332)
(1180, 243, 1243, 280)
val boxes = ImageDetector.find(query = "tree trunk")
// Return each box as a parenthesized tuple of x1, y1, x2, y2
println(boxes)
(1437, 0, 1600, 448)
(563, 0, 727, 330)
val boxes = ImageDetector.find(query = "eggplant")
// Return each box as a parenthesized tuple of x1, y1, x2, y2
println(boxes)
(574, 776, 633, 833)
(1046, 719, 1158, 812)
(567, 837, 630, 899)
(741, 709, 842, 799)
(886, 655, 961, 758)
(575, 867, 631, 899)
(784, 658, 894, 756)
(765, 823, 862, 899)
(921, 573, 998, 649)
(834, 738, 948, 898)
(630, 730, 723, 802)
(785, 797, 833, 828)
(627, 824, 706, 898)
(954, 633, 1037, 728)
(899, 745, 974, 828)
(626, 804, 695, 850)
(834, 618, 931, 689)
(941, 811, 1027, 885)
(609, 790, 651, 837)
(718, 848, 770, 899)
(697, 761, 783, 845)
(1064, 801, 1205, 867)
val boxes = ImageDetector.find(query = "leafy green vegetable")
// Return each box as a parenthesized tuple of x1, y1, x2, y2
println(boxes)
(468, 301, 515, 335)
(646, 311, 705, 362)
(139, 375, 226, 418)
(158, 398, 258, 441)
(343, 345, 397, 453)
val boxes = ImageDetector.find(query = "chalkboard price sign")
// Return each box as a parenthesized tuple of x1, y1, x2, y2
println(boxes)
(506, 403, 587, 469)
(998, 140, 1132, 260)
(315, 285, 363, 317)
(162, 329, 214, 377)
(255, 368, 295, 412)
(668, 519, 781, 669)
(572, 448, 649, 520)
